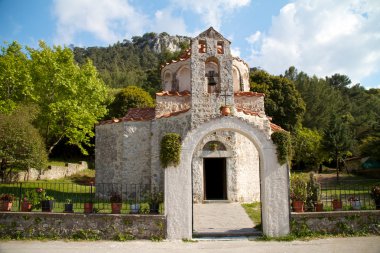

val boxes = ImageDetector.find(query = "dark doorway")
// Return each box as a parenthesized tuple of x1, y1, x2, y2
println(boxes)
(204, 158, 227, 200)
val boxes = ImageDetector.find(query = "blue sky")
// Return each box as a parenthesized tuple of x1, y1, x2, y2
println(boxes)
(1, 0, 379, 88)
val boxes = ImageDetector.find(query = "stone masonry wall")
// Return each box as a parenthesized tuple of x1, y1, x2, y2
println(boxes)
(235, 96, 265, 114)
(155, 95, 191, 118)
(291, 211, 380, 235)
(11, 162, 88, 182)
(235, 132, 260, 202)
(150, 112, 192, 191)
(95, 121, 151, 186)
(0, 212, 166, 240)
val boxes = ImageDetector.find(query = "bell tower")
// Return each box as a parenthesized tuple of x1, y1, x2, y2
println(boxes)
(190, 27, 234, 128)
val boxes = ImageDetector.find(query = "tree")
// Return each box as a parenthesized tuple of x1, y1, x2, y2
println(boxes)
(323, 114, 354, 181)
(0, 41, 32, 113)
(0, 105, 47, 181)
(107, 85, 154, 118)
(292, 127, 325, 171)
(28, 41, 108, 154)
(250, 68, 305, 131)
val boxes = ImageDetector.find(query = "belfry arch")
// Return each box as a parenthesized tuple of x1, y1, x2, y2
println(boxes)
(165, 117, 290, 239)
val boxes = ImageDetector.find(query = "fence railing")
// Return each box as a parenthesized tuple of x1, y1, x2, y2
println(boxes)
(318, 180, 379, 211)
(0, 182, 163, 214)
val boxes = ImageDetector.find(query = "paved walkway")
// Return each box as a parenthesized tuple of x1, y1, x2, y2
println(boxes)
(1, 237, 380, 253)
(193, 203, 260, 237)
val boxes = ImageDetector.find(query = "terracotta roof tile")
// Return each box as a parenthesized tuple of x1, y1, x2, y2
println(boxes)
(156, 90, 191, 97)
(161, 48, 191, 68)
(270, 122, 284, 132)
(234, 91, 265, 97)
(156, 108, 190, 119)
(122, 108, 156, 121)
(235, 107, 262, 117)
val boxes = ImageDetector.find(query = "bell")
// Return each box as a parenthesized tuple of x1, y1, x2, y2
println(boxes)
(208, 77, 217, 86)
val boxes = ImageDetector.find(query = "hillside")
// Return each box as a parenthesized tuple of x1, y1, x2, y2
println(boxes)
(72, 32, 191, 93)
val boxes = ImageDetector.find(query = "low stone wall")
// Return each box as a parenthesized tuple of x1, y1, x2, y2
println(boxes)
(0, 212, 166, 240)
(291, 210, 380, 235)
(14, 161, 88, 181)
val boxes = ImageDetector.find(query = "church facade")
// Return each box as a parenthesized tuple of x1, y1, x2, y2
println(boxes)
(95, 27, 290, 239)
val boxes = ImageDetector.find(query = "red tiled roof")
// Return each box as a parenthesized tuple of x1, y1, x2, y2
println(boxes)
(234, 91, 265, 97)
(270, 122, 284, 132)
(122, 108, 156, 121)
(156, 108, 191, 119)
(235, 107, 262, 117)
(156, 90, 191, 97)
(161, 48, 191, 68)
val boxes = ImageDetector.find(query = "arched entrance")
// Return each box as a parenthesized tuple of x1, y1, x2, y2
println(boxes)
(164, 117, 290, 239)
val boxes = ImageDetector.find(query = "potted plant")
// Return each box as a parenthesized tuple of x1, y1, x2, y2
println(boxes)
(220, 105, 231, 116)
(348, 196, 361, 210)
(370, 185, 380, 210)
(290, 174, 307, 212)
(307, 172, 323, 212)
(148, 190, 163, 214)
(21, 190, 37, 212)
(331, 195, 343, 211)
(64, 199, 74, 213)
(139, 202, 150, 214)
(84, 201, 93, 214)
(0, 193, 15, 211)
(110, 192, 122, 214)
(39, 189, 55, 212)
(128, 192, 140, 214)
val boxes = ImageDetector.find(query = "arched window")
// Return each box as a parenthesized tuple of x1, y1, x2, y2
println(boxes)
(203, 141, 227, 151)
(177, 66, 191, 92)
(163, 71, 172, 91)
(205, 57, 220, 93)
(232, 66, 241, 92)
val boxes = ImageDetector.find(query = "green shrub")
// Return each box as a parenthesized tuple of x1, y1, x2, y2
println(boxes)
(271, 131, 292, 165)
(160, 133, 181, 168)
(139, 202, 150, 214)
(290, 174, 308, 201)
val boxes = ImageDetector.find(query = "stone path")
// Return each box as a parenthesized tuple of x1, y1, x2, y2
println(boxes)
(193, 202, 261, 237)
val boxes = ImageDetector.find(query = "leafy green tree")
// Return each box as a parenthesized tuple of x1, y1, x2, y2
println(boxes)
(292, 127, 325, 170)
(250, 68, 305, 131)
(107, 85, 154, 118)
(323, 114, 354, 181)
(28, 41, 108, 154)
(0, 41, 32, 113)
(0, 105, 47, 181)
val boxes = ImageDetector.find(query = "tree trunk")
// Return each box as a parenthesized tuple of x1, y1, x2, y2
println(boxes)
(48, 134, 65, 155)
(336, 153, 340, 182)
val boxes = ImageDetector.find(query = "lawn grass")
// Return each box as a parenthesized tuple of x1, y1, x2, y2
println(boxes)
(241, 202, 262, 229)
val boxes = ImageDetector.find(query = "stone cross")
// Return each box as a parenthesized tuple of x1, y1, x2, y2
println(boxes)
(220, 89, 232, 106)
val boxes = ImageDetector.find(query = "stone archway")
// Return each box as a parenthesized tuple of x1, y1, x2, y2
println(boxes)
(164, 117, 290, 239)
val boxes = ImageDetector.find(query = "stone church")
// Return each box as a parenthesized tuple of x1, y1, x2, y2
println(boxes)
(95, 27, 284, 204)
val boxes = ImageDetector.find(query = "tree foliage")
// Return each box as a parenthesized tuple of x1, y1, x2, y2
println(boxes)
(271, 131, 292, 165)
(0, 41, 32, 113)
(0, 105, 48, 181)
(250, 68, 305, 131)
(107, 86, 154, 118)
(28, 41, 108, 154)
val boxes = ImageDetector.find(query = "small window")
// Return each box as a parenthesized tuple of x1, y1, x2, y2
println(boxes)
(198, 40, 207, 53)
(203, 141, 227, 151)
(217, 41, 224, 54)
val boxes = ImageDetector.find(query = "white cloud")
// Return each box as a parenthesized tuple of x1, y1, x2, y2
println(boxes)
(53, 0, 148, 45)
(149, 9, 189, 36)
(247, 0, 380, 86)
(231, 47, 241, 57)
(170, 0, 251, 30)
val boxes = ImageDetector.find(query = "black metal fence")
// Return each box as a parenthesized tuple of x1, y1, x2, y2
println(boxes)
(318, 180, 379, 211)
(0, 182, 164, 214)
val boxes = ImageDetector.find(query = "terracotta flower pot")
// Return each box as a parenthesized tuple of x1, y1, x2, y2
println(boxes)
(84, 202, 93, 213)
(314, 202, 323, 212)
(111, 203, 122, 214)
(1, 201, 12, 211)
(332, 199, 343, 211)
(292, 200, 304, 212)
(220, 106, 231, 116)
(21, 201, 32, 212)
